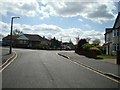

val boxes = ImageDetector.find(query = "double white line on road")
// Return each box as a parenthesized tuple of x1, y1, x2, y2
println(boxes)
(0, 51, 17, 72)
(57, 53, 120, 84)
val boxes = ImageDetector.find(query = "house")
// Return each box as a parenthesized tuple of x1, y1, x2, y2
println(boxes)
(112, 12, 120, 55)
(103, 12, 120, 55)
(103, 28, 113, 55)
(2, 34, 51, 48)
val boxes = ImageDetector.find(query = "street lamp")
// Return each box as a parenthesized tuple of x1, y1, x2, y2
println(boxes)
(9, 17, 20, 54)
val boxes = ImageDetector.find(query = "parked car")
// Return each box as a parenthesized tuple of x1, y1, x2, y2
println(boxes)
(2, 42, 10, 46)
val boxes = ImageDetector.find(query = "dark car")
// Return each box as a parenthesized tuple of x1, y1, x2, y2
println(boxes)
(2, 42, 10, 46)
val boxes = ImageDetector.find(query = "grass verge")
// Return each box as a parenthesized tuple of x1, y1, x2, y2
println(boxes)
(97, 55, 116, 59)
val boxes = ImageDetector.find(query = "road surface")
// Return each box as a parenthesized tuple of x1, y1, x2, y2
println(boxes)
(2, 48, 119, 88)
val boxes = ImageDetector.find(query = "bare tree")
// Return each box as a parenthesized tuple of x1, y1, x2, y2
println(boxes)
(86, 38, 91, 43)
(13, 29, 23, 35)
(0, 33, 4, 40)
(92, 38, 101, 45)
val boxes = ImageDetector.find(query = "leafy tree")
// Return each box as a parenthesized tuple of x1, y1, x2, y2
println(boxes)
(77, 39, 88, 50)
(50, 37, 61, 49)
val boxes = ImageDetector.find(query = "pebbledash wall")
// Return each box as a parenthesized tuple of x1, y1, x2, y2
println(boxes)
(112, 28, 120, 55)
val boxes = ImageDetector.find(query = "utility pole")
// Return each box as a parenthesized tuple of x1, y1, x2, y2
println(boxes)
(61, 37, 62, 50)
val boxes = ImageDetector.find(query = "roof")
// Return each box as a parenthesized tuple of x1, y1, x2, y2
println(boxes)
(113, 12, 120, 29)
(103, 42, 112, 46)
(24, 34, 42, 41)
(104, 28, 112, 35)
(3, 35, 20, 40)
(3, 34, 50, 42)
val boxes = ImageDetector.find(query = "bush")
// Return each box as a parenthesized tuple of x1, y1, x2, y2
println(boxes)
(90, 47, 101, 55)
(95, 45, 102, 50)
(35, 44, 50, 49)
(82, 44, 94, 51)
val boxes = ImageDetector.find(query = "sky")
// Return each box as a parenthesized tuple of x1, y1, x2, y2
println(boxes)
(0, 0, 120, 45)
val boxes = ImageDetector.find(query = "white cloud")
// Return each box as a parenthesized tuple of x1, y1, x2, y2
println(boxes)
(83, 24, 92, 29)
(0, 0, 40, 17)
(78, 18, 83, 22)
(1, 21, 105, 45)
(0, 0, 117, 23)
(40, 2, 116, 23)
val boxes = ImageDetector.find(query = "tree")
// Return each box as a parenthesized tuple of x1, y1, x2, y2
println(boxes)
(13, 29, 23, 35)
(77, 39, 88, 50)
(50, 37, 61, 49)
(86, 38, 91, 43)
(92, 39, 100, 45)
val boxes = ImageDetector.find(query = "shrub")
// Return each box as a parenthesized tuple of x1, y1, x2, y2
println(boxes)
(95, 45, 102, 50)
(82, 44, 94, 51)
(90, 47, 101, 55)
(77, 39, 88, 50)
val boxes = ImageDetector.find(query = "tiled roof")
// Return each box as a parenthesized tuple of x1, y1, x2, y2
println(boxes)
(24, 34, 42, 41)
(113, 12, 120, 29)
(3, 35, 20, 40)
(3, 34, 50, 42)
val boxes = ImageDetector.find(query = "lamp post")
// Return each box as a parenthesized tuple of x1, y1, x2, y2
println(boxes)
(61, 37, 62, 50)
(9, 17, 20, 54)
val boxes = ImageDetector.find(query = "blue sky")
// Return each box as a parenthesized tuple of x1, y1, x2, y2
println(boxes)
(0, 0, 120, 44)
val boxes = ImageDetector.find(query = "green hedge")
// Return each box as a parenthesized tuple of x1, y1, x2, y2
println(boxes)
(82, 44, 102, 55)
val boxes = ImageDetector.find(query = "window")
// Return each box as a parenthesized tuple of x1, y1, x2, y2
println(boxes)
(113, 44, 120, 51)
(117, 29, 119, 36)
(117, 44, 120, 50)
(23, 40, 27, 44)
(113, 29, 116, 36)
(113, 28, 120, 36)
(19, 40, 23, 44)
(114, 44, 116, 51)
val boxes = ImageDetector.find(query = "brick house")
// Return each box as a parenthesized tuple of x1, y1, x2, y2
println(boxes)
(3, 34, 51, 48)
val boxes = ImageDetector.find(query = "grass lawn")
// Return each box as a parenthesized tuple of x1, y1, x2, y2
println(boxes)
(97, 55, 116, 59)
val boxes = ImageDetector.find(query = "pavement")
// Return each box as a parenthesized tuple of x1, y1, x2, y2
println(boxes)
(101, 59, 116, 64)
(2, 48, 120, 88)
(0, 46, 14, 90)
(58, 51, 120, 78)
(1, 47, 14, 64)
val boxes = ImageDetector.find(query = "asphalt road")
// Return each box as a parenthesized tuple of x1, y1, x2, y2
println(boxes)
(2, 48, 120, 88)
